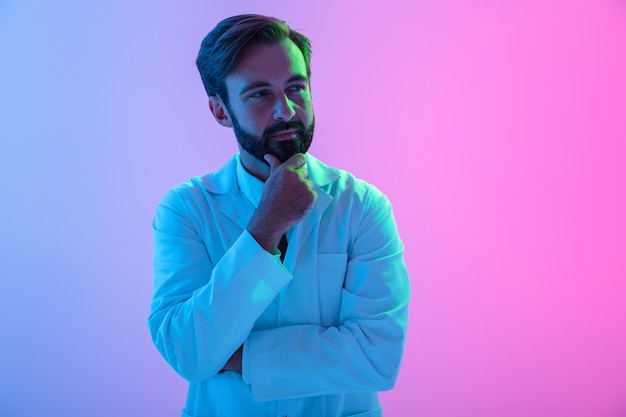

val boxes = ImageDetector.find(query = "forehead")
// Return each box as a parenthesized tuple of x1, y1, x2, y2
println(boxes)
(226, 39, 308, 89)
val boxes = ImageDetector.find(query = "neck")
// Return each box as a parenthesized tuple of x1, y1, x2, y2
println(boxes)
(238, 147, 270, 182)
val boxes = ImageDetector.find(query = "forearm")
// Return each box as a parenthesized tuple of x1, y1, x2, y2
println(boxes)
(149, 229, 292, 382)
(243, 192, 410, 401)
(244, 308, 408, 401)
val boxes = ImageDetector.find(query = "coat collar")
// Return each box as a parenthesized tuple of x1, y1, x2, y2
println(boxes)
(200, 154, 339, 260)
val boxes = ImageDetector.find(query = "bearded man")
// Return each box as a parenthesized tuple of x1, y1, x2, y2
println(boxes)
(149, 14, 410, 417)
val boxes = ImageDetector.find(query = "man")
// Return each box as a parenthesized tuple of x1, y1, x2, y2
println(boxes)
(149, 14, 410, 417)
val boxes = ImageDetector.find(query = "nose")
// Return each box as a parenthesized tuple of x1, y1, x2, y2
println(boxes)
(273, 94, 296, 121)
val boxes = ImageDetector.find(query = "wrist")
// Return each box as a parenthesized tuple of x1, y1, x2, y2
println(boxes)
(247, 214, 284, 254)
(221, 345, 243, 373)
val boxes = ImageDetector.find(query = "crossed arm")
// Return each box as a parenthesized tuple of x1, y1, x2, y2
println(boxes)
(148, 173, 410, 401)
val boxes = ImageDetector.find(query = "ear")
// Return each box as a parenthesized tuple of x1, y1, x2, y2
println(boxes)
(208, 96, 233, 128)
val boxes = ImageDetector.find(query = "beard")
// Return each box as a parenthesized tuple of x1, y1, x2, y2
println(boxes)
(231, 113, 315, 165)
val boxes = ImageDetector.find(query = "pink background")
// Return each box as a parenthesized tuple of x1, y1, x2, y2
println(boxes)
(1, 0, 625, 416)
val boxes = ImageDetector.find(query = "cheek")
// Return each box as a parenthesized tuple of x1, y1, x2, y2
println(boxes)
(297, 96, 314, 119)
(303, 103, 315, 122)
(235, 106, 270, 132)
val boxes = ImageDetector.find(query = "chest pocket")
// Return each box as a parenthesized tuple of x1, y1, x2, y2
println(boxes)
(317, 253, 348, 325)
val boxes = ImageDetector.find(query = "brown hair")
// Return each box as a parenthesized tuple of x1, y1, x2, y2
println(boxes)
(196, 14, 312, 104)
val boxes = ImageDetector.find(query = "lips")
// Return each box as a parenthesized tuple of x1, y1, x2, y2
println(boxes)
(272, 129, 298, 140)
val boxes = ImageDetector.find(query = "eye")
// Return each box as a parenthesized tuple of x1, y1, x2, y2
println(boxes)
(287, 84, 305, 92)
(249, 90, 271, 99)
(286, 84, 307, 96)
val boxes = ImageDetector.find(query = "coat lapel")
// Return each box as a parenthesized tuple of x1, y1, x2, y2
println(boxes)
(218, 193, 255, 231)
(204, 154, 340, 260)
(202, 155, 255, 231)
(289, 189, 332, 264)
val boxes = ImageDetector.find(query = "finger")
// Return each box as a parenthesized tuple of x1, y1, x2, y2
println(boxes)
(264, 153, 282, 171)
(285, 153, 307, 169)
(304, 179, 316, 191)
(294, 166, 309, 181)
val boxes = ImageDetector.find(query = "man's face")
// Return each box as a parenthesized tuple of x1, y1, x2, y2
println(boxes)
(222, 38, 315, 165)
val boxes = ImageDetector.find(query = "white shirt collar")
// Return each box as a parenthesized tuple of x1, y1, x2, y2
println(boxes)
(235, 154, 264, 209)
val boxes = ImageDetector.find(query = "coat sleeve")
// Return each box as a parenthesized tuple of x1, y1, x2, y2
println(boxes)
(148, 187, 292, 382)
(243, 189, 411, 401)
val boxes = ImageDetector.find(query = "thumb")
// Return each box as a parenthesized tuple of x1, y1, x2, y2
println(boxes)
(264, 153, 281, 171)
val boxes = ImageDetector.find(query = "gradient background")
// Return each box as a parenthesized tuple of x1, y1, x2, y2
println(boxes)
(1, 0, 625, 416)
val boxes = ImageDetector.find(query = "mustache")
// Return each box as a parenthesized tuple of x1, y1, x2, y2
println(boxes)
(264, 121, 306, 137)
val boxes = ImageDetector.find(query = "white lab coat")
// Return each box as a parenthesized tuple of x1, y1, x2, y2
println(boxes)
(149, 154, 410, 417)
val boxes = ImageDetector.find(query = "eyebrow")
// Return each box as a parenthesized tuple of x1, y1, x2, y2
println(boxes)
(239, 74, 309, 96)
